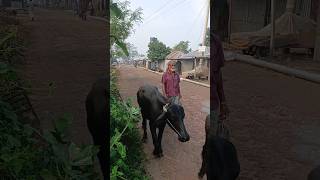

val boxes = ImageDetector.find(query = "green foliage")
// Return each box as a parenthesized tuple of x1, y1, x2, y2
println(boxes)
(0, 25, 22, 96)
(0, 100, 100, 179)
(0, 26, 24, 64)
(112, 42, 139, 61)
(110, 0, 143, 57)
(147, 37, 171, 61)
(172, 41, 192, 53)
(110, 69, 149, 180)
(0, 22, 99, 180)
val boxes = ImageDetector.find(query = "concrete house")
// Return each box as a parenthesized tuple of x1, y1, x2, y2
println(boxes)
(178, 47, 210, 79)
(163, 51, 185, 74)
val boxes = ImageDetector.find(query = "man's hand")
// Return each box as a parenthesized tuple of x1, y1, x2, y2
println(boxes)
(219, 102, 230, 120)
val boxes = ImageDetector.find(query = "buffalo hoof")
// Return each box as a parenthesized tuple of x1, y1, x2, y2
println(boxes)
(142, 137, 147, 143)
(154, 152, 163, 158)
(153, 148, 163, 158)
(198, 172, 204, 179)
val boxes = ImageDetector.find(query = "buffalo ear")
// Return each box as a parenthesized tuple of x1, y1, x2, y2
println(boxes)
(155, 112, 167, 126)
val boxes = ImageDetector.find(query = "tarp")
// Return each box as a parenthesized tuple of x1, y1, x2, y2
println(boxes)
(230, 12, 316, 49)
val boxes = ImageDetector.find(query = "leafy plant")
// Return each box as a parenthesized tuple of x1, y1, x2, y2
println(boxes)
(110, 69, 149, 180)
(172, 41, 192, 53)
(0, 12, 100, 180)
(0, 100, 100, 179)
(110, 0, 143, 57)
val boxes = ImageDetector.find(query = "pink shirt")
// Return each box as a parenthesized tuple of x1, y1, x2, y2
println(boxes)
(161, 71, 180, 97)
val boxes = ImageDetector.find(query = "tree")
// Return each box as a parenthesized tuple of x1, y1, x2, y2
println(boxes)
(172, 41, 192, 53)
(110, 0, 143, 56)
(111, 42, 139, 60)
(147, 37, 171, 61)
(127, 43, 139, 59)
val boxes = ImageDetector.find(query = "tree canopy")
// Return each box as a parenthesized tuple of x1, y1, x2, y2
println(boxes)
(147, 37, 171, 61)
(172, 41, 192, 53)
(110, 0, 143, 56)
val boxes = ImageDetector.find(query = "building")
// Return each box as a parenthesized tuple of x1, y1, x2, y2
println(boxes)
(179, 46, 210, 79)
(163, 51, 185, 74)
(160, 48, 210, 79)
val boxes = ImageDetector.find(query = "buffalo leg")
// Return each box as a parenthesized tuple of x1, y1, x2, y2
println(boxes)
(156, 123, 166, 157)
(141, 114, 147, 143)
(198, 143, 207, 178)
(150, 123, 160, 156)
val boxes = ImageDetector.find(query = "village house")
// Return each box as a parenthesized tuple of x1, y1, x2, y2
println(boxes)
(179, 46, 210, 79)
(156, 48, 210, 79)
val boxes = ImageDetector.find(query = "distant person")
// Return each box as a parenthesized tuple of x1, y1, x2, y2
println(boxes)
(210, 33, 229, 119)
(162, 61, 182, 105)
(29, 0, 34, 21)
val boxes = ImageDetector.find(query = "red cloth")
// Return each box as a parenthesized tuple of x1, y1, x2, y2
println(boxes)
(161, 71, 181, 97)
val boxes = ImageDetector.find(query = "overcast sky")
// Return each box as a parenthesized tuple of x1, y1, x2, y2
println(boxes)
(126, 0, 210, 56)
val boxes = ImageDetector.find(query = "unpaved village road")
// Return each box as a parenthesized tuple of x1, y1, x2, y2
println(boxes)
(118, 62, 320, 180)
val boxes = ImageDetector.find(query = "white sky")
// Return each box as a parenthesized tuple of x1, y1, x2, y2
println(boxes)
(126, 0, 210, 55)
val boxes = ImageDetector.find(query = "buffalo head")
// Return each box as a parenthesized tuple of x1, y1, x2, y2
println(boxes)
(156, 103, 190, 142)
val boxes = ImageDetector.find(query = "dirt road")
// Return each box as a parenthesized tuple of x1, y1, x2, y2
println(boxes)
(118, 62, 320, 180)
(118, 65, 210, 180)
(18, 8, 107, 145)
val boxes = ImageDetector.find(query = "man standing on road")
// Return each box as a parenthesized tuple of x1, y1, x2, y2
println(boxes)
(210, 33, 229, 120)
(162, 61, 182, 105)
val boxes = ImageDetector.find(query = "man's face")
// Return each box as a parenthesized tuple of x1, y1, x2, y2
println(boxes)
(169, 64, 176, 72)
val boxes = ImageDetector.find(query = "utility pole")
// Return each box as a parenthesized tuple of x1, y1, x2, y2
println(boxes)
(200, 0, 210, 67)
(270, 0, 275, 57)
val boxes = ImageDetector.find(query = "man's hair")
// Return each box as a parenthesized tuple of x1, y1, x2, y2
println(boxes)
(167, 60, 175, 66)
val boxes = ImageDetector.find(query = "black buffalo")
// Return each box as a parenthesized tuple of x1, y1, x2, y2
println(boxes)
(85, 77, 108, 179)
(199, 113, 240, 180)
(137, 84, 190, 157)
(308, 165, 320, 180)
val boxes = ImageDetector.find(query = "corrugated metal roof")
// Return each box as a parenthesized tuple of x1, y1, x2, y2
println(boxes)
(165, 51, 185, 60)
(179, 47, 210, 59)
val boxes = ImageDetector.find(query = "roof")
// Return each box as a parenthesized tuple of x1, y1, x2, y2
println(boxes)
(179, 46, 210, 59)
(165, 51, 185, 60)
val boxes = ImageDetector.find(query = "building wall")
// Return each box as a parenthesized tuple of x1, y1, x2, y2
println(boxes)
(181, 59, 194, 72)
(158, 60, 165, 71)
(231, 0, 313, 33)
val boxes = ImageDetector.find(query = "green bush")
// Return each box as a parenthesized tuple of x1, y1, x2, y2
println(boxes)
(0, 100, 100, 179)
(110, 69, 149, 180)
